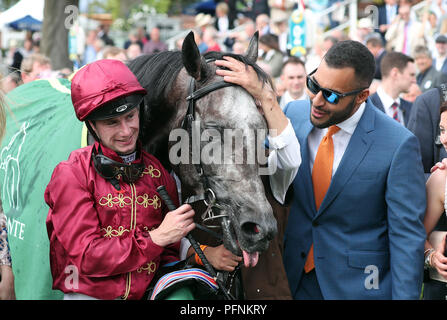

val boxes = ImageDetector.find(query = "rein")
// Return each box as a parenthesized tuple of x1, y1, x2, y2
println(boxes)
(176, 60, 243, 299)
(181, 62, 237, 231)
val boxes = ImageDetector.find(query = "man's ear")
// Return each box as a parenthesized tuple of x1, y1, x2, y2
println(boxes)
(357, 89, 370, 105)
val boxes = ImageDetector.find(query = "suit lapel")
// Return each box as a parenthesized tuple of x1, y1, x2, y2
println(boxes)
(370, 94, 385, 113)
(315, 102, 375, 219)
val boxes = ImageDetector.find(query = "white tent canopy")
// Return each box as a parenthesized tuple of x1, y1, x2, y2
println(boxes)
(0, 0, 44, 28)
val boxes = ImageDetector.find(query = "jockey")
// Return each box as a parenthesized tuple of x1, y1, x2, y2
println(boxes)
(44, 59, 195, 300)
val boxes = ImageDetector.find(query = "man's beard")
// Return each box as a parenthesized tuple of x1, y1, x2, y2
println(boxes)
(310, 95, 358, 129)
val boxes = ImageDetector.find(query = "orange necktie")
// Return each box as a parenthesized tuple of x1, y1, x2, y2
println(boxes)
(304, 125, 340, 273)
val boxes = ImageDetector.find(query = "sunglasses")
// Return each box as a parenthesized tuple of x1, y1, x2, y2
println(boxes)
(306, 69, 367, 105)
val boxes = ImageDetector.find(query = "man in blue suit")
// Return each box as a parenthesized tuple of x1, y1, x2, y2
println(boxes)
(283, 40, 426, 299)
(368, 51, 415, 127)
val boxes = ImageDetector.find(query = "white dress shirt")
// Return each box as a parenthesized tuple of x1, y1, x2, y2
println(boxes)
(308, 102, 366, 176)
(376, 86, 404, 126)
(267, 118, 301, 204)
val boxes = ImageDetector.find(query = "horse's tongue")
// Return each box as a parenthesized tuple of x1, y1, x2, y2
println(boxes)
(242, 250, 259, 268)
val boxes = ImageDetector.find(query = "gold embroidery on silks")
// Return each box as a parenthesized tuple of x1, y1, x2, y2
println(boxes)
(99, 193, 132, 208)
(136, 194, 161, 209)
(102, 226, 130, 238)
(141, 165, 161, 178)
(137, 261, 157, 275)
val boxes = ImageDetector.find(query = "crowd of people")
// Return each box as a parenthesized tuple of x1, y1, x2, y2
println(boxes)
(3, 0, 447, 300)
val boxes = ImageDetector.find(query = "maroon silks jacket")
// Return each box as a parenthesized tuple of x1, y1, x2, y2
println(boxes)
(45, 142, 179, 299)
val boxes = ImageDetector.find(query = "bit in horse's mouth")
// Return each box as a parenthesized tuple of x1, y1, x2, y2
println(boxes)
(221, 216, 260, 268)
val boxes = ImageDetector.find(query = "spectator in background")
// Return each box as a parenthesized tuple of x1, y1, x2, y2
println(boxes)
(123, 29, 143, 51)
(93, 38, 105, 61)
(305, 35, 338, 73)
(255, 14, 271, 36)
(203, 27, 221, 52)
(279, 57, 308, 109)
(369, 51, 416, 127)
(126, 43, 142, 60)
(10, 38, 33, 75)
(102, 46, 127, 62)
(350, 18, 374, 44)
(414, 45, 447, 92)
(83, 30, 98, 65)
(271, 10, 289, 55)
(433, 35, 447, 75)
(97, 24, 114, 46)
(366, 35, 387, 80)
(143, 27, 168, 54)
(215, 2, 233, 35)
(250, 0, 270, 19)
(377, 0, 399, 41)
(20, 53, 53, 84)
(402, 82, 422, 103)
(232, 40, 249, 54)
(423, 10, 439, 53)
(385, 3, 426, 56)
(1, 72, 21, 93)
(268, 0, 295, 24)
(258, 33, 284, 78)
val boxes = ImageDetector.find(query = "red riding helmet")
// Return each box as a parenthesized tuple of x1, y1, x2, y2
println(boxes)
(71, 59, 147, 121)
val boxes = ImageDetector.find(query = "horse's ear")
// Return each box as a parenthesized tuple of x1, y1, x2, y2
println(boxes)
(182, 31, 204, 80)
(245, 31, 259, 63)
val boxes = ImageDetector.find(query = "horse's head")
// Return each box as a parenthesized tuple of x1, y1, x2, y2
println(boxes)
(128, 32, 278, 266)
(170, 32, 277, 265)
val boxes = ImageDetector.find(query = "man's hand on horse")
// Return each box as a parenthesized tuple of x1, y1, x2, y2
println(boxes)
(215, 56, 275, 111)
(204, 244, 242, 272)
(149, 204, 195, 247)
(215, 56, 288, 136)
(430, 158, 447, 173)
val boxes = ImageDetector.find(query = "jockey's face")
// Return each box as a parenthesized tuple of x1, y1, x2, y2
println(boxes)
(89, 107, 139, 155)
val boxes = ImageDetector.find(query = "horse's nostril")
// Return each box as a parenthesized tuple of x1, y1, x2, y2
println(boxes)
(241, 222, 261, 236)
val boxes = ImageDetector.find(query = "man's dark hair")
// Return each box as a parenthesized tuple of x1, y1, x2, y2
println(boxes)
(380, 51, 414, 78)
(323, 40, 375, 87)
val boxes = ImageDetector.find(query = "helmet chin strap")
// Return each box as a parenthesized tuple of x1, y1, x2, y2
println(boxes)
(86, 121, 100, 142)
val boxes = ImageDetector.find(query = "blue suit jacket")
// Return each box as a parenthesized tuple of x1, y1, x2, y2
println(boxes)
(368, 92, 412, 127)
(283, 99, 426, 299)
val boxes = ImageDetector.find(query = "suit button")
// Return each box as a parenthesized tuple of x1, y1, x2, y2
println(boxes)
(301, 252, 306, 258)
(312, 221, 319, 227)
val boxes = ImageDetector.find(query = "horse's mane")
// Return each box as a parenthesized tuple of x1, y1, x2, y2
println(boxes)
(126, 49, 272, 165)
(127, 50, 184, 106)
(127, 49, 272, 104)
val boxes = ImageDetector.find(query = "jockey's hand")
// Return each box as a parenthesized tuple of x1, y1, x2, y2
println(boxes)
(149, 204, 195, 247)
(432, 233, 447, 280)
(0, 266, 15, 300)
(430, 158, 447, 173)
(204, 244, 242, 272)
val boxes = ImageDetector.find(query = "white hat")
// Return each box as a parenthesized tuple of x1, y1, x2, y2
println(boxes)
(195, 13, 213, 28)
(358, 18, 373, 29)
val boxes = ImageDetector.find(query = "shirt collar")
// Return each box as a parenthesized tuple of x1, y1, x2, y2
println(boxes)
(377, 86, 400, 111)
